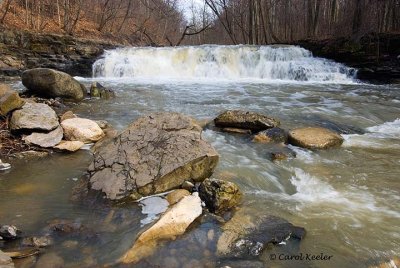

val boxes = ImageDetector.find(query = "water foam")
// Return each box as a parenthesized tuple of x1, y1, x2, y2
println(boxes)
(93, 45, 355, 83)
(343, 119, 400, 149)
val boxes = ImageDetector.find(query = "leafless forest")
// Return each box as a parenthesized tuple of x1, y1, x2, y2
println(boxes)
(0, 0, 399, 45)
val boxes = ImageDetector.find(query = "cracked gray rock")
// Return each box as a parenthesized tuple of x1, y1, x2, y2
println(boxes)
(88, 112, 219, 200)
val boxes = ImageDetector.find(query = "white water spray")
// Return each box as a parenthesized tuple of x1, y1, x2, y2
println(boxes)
(93, 45, 356, 82)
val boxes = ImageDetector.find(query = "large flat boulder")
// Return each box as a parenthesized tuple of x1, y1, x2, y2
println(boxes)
(23, 126, 63, 148)
(88, 112, 219, 200)
(288, 127, 344, 149)
(10, 102, 59, 132)
(214, 110, 280, 131)
(61, 118, 105, 143)
(120, 194, 202, 264)
(0, 84, 25, 116)
(21, 68, 86, 101)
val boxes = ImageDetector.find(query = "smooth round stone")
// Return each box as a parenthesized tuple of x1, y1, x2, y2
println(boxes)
(288, 127, 344, 149)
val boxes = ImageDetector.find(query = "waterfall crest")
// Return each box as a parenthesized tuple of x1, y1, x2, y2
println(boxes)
(93, 45, 356, 82)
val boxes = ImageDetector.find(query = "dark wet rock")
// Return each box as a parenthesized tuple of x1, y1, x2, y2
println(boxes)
(270, 150, 296, 161)
(45, 219, 87, 235)
(288, 127, 344, 149)
(22, 68, 86, 101)
(0, 84, 24, 116)
(88, 112, 219, 200)
(90, 82, 115, 99)
(21, 236, 53, 248)
(0, 225, 21, 240)
(253, 127, 288, 144)
(10, 102, 59, 132)
(214, 110, 280, 132)
(181, 180, 195, 192)
(23, 126, 63, 148)
(199, 178, 242, 215)
(35, 253, 64, 268)
(217, 208, 305, 258)
(269, 147, 297, 161)
(0, 249, 14, 268)
(60, 111, 77, 122)
(61, 118, 104, 143)
(222, 128, 252, 134)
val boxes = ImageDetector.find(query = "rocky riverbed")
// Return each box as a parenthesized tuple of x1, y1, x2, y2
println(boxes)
(1, 61, 399, 268)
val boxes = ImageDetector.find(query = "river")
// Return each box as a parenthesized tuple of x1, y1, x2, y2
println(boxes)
(1, 45, 399, 267)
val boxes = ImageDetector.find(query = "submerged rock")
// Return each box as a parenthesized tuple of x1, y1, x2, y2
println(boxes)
(11, 151, 48, 159)
(120, 194, 203, 264)
(2, 248, 41, 259)
(23, 126, 63, 148)
(0, 84, 24, 116)
(88, 112, 219, 200)
(0, 250, 14, 268)
(217, 208, 305, 258)
(214, 110, 280, 131)
(253, 127, 288, 143)
(21, 236, 53, 248)
(54, 140, 84, 152)
(288, 127, 344, 149)
(199, 178, 241, 214)
(10, 103, 59, 132)
(35, 252, 64, 268)
(61, 118, 104, 143)
(21, 68, 86, 102)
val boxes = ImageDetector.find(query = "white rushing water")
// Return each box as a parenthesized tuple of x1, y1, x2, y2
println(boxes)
(93, 45, 356, 83)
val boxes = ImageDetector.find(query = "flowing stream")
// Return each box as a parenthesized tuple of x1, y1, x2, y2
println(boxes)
(1, 45, 399, 268)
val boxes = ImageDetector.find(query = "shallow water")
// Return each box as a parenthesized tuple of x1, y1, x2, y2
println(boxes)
(2, 54, 400, 267)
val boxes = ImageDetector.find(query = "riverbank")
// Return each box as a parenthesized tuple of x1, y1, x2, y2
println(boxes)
(296, 33, 400, 83)
(0, 29, 118, 79)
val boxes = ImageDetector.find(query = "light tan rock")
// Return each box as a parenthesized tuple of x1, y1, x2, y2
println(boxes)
(60, 111, 77, 122)
(54, 140, 84, 152)
(23, 126, 63, 148)
(166, 189, 190, 206)
(288, 127, 344, 149)
(10, 102, 59, 132)
(120, 194, 202, 264)
(61, 118, 105, 143)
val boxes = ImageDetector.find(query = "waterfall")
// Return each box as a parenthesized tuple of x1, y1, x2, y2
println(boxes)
(93, 45, 356, 82)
